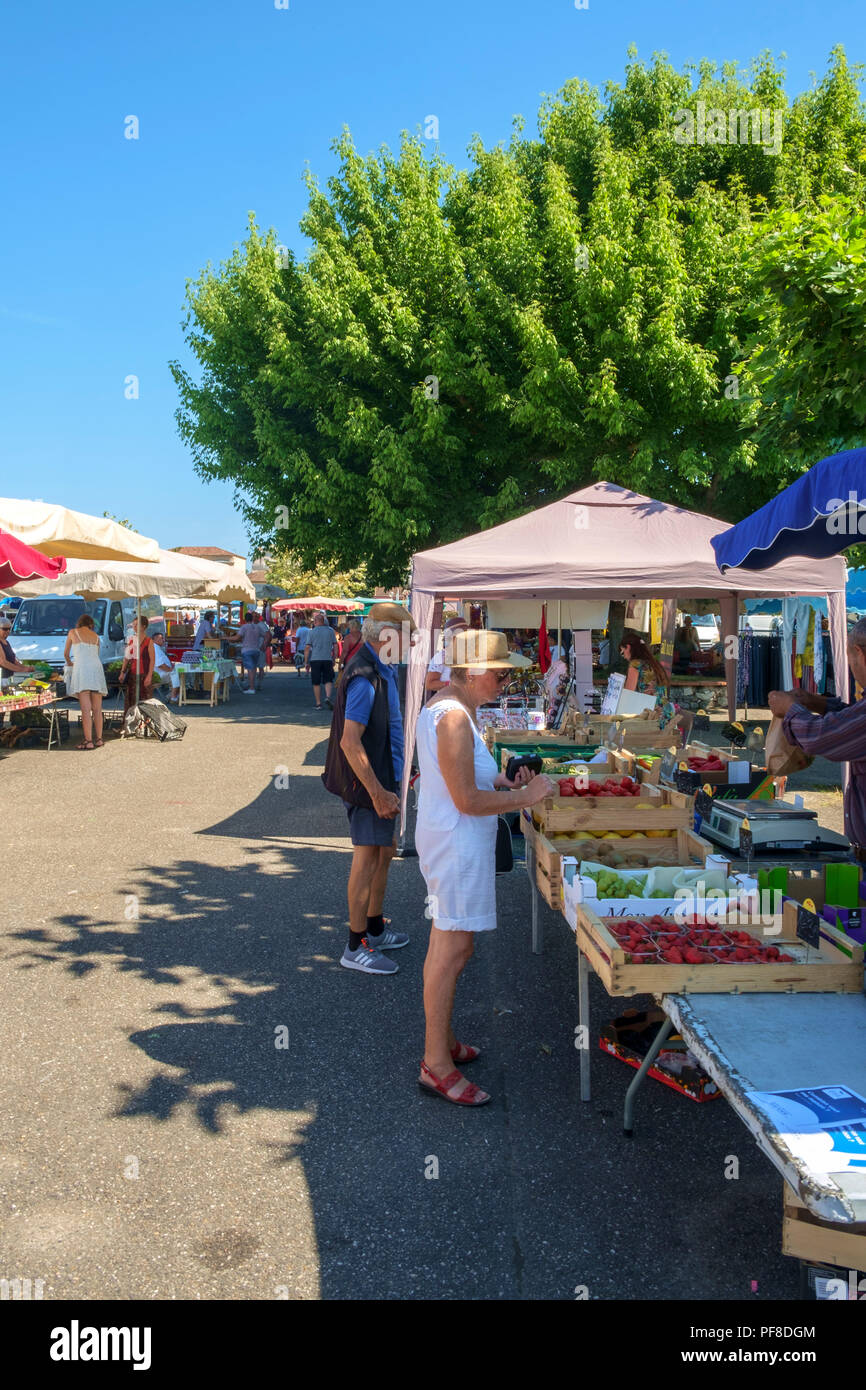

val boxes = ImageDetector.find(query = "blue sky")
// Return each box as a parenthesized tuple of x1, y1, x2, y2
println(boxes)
(1, 0, 863, 562)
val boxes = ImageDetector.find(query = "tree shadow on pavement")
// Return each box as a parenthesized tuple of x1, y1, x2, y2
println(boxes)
(7, 842, 525, 1299)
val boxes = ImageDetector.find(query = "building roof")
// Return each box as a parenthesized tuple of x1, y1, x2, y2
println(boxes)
(172, 545, 246, 562)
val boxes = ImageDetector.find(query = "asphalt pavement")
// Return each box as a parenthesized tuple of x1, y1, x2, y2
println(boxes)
(0, 669, 803, 1300)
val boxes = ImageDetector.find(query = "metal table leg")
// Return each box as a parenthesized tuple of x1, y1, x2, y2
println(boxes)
(578, 947, 591, 1101)
(623, 1014, 674, 1137)
(527, 841, 543, 955)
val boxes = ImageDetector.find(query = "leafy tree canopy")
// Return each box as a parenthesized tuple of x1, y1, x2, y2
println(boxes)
(265, 551, 369, 599)
(172, 47, 866, 585)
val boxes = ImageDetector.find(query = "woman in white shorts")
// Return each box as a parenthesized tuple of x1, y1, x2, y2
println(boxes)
(415, 629, 554, 1106)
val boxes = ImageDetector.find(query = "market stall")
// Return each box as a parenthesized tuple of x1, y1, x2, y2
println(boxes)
(10, 550, 254, 717)
(406, 481, 848, 826)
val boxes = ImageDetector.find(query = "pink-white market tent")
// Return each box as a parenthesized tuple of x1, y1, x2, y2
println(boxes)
(404, 482, 848, 816)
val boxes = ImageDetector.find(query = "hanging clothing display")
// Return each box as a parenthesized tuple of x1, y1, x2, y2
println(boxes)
(737, 629, 752, 706)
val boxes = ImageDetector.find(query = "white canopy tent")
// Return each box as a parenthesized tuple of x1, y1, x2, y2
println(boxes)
(0, 497, 160, 563)
(405, 482, 848, 820)
(10, 549, 255, 604)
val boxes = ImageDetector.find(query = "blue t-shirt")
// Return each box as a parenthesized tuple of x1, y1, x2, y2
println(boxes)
(344, 642, 404, 784)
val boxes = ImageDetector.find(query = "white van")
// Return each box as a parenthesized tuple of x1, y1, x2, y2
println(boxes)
(10, 595, 165, 686)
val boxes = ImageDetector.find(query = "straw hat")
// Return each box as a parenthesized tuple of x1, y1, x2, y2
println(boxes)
(446, 629, 525, 669)
(369, 601, 417, 632)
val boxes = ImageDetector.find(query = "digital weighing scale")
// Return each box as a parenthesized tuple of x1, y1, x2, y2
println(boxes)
(703, 799, 850, 854)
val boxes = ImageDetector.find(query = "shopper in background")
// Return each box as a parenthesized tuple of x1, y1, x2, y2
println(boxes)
(322, 603, 415, 975)
(425, 614, 469, 696)
(339, 619, 363, 671)
(256, 612, 271, 686)
(64, 613, 108, 749)
(236, 610, 264, 695)
(152, 631, 180, 703)
(305, 611, 339, 710)
(293, 616, 312, 676)
(415, 629, 554, 1105)
(118, 615, 155, 716)
(193, 610, 216, 650)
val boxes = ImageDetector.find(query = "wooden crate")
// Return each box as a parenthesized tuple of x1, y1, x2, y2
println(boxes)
(628, 752, 665, 785)
(659, 741, 753, 787)
(575, 904, 864, 997)
(530, 780, 692, 836)
(782, 1184, 866, 1270)
(590, 715, 675, 750)
(525, 820, 710, 907)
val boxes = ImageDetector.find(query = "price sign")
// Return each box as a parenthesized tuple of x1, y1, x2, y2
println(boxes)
(695, 786, 714, 821)
(676, 769, 697, 794)
(692, 709, 711, 732)
(796, 900, 821, 948)
(739, 816, 754, 860)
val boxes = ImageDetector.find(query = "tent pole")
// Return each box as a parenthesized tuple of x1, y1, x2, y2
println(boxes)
(135, 596, 141, 709)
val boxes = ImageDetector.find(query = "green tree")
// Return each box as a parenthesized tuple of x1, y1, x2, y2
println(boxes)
(172, 48, 866, 584)
(265, 552, 370, 598)
(737, 194, 866, 461)
(103, 511, 138, 532)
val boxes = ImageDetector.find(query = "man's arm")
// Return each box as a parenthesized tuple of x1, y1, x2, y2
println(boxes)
(340, 719, 400, 818)
(781, 696, 866, 762)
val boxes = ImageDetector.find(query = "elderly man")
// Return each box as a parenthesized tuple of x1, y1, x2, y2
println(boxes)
(425, 614, 468, 696)
(322, 602, 415, 975)
(769, 617, 866, 862)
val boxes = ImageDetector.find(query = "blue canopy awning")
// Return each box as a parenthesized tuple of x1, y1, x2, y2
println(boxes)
(711, 448, 866, 572)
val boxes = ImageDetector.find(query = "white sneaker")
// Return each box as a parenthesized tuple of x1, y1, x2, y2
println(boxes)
(243, 689, 256, 695)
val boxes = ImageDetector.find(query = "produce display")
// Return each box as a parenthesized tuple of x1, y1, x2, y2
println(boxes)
(685, 755, 727, 772)
(548, 828, 676, 841)
(556, 774, 642, 798)
(582, 867, 686, 898)
(605, 916, 795, 964)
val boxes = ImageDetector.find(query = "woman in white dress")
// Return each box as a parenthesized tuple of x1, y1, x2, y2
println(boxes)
(415, 630, 554, 1106)
(64, 613, 108, 749)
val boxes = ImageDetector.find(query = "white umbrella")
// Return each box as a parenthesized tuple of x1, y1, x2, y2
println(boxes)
(0, 497, 160, 563)
(10, 549, 255, 602)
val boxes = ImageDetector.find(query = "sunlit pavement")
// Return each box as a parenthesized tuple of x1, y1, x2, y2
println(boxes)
(0, 669, 798, 1300)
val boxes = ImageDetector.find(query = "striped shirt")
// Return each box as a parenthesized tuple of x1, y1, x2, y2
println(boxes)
(783, 696, 866, 846)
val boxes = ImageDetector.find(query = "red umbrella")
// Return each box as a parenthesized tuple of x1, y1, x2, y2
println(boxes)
(271, 596, 363, 613)
(0, 528, 67, 590)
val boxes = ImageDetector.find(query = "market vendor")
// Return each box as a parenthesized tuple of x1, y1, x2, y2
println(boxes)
(769, 617, 866, 862)
(425, 615, 468, 696)
(0, 616, 32, 679)
(619, 629, 670, 702)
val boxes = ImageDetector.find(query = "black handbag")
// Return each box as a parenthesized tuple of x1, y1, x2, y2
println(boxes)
(495, 815, 514, 874)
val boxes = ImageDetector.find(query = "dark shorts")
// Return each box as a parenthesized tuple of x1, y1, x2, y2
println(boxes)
(343, 802, 398, 847)
(310, 659, 335, 685)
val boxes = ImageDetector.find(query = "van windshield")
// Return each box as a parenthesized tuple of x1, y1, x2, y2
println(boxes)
(11, 599, 107, 637)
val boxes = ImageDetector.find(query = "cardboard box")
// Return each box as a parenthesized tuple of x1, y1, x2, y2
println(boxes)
(782, 1182, 866, 1273)
(561, 854, 758, 929)
(600, 1008, 722, 1103)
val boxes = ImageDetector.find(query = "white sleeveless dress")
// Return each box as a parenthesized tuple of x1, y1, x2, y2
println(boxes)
(415, 697, 500, 932)
(67, 635, 107, 695)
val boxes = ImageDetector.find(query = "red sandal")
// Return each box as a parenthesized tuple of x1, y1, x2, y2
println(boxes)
(418, 1060, 490, 1106)
(450, 1041, 481, 1064)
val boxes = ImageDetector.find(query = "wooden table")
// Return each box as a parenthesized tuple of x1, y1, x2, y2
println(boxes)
(176, 661, 234, 707)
